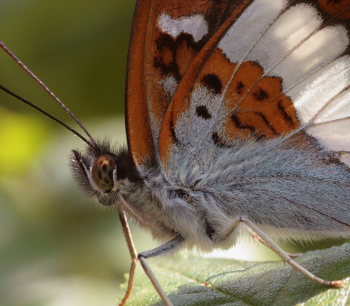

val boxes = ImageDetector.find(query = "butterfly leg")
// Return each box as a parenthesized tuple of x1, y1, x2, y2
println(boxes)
(118, 208, 139, 306)
(138, 235, 184, 306)
(222, 217, 344, 288)
(249, 232, 302, 258)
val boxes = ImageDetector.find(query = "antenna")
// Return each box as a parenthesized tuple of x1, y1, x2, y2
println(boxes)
(0, 40, 97, 147)
(0, 84, 93, 147)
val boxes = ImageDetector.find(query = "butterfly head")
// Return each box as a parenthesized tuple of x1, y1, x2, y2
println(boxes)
(71, 141, 140, 206)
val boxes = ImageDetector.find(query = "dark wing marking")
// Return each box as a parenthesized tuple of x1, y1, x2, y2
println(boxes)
(126, 0, 246, 167)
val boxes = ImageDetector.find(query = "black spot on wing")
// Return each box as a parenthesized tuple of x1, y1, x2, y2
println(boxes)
(231, 113, 267, 140)
(236, 81, 245, 94)
(201, 73, 223, 94)
(196, 105, 212, 120)
(204, 1, 247, 36)
(154, 33, 177, 77)
(255, 112, 279, 136)
(278, 100, 296, 128)
(154, 32, 203, 80)
(212, 132, 231, 148)
(170, 118, 180, 145)
(253, 88, 269, 101)
(231, 114, 255, 134)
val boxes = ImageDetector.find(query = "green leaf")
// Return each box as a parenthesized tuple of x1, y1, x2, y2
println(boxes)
(118, 243, 350, 305)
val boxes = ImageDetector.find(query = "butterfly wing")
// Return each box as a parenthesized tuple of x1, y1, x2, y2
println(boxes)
(126, 0, 248, 167)
(160, 0, 350, 163)
(158, 0, 350, 238)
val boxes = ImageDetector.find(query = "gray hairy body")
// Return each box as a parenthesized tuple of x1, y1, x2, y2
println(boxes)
(119, 135, 350, 251)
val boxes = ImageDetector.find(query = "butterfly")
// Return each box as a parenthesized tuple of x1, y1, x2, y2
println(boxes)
(1, 0, 350, 305)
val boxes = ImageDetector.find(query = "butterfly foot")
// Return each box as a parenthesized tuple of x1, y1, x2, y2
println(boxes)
(330, 280, 344, 288)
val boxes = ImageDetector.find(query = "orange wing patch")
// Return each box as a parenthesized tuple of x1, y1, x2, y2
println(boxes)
(317, 0, 350, 19)
(223, 73, 299, 141)
(222, 61, 299, 141)
(175, 39, 198, 77)
(198, 49, 237, 91)
(127, 0, 154, 166)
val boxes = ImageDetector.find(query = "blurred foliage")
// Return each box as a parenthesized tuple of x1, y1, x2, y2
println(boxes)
(0, 0, 136, 118)
(0, 110, 50, 175)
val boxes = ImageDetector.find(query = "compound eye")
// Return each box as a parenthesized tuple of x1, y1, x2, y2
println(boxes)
(91, 154, 117, 193)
